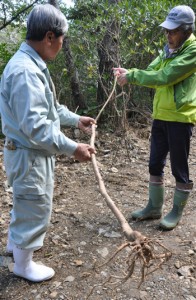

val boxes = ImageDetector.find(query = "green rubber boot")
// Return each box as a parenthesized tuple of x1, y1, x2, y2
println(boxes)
(131, 179, 164, 220)
(159, 188, 190, 230)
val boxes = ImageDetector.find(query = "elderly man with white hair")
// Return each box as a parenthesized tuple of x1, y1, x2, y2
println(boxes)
(0, 4, 95, 282)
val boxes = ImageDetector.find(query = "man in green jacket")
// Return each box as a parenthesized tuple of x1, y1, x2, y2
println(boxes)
(114, 5, 196, 230)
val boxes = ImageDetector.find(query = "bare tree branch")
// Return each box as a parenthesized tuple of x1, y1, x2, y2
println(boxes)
(48, 0, 59, 9)
(0, 0, 39, 31)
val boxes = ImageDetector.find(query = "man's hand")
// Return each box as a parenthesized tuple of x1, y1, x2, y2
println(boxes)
(113, 67, 128, 86)
(73, 143, 95, 162)
(78, 116, 96, 134)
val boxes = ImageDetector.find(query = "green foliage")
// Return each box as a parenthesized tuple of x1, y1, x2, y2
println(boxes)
(0, 0, 39, 75)
(63, 0, 195, 120)
(0, 26, 25, 75)
(0, 0, 39, 29)
(0, 0, 195, 127)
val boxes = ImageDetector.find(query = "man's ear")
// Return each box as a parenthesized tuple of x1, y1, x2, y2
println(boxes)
(45, 31, 55, 43)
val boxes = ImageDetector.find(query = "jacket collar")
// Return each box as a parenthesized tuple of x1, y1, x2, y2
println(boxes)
(163, 33, 196, 58)
(19, 41, 47, 72)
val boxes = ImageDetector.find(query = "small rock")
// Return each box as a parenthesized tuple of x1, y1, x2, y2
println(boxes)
(78, 247, 83, 254)
(0, 256, 13, 267)
(177, 266, 193, 278)
(139, 290, 148, 299)
(64, 275, 75, 282)
(111, 167, 118, 173)
(97, 247, 109, 258)
(80, 241, 87, 246)
(52, 281, 62, 288)
(100, 271, 107, 277)
(50, 291, 58, 298)
(188, 250, 195, 256)
(174, 261, 181, 269)
(85, 222, 94, 230)
(98, 228, 107, 235)
(73, 259, 84, 266)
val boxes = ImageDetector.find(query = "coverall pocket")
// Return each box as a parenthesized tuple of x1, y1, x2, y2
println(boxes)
(10, 149, 55, 195)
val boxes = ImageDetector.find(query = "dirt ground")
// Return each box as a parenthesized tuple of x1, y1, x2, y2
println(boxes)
(0, 125, 195, 300)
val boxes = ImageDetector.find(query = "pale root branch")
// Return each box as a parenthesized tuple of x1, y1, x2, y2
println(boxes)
(91, 123, 142, 242)
(86, 78, 172, 298)
(95, 77, 117, 123)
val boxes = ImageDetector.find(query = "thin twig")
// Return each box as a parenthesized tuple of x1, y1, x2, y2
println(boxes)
(95, 77, 117, 122)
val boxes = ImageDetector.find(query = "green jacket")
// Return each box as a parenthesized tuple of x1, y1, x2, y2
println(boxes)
(126, 34, 196, 124)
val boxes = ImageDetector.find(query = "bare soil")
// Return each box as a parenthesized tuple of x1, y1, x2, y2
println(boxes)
(0, 126, 195, 300)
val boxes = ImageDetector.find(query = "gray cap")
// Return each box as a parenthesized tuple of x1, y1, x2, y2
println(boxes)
(159, 5, 195, 30)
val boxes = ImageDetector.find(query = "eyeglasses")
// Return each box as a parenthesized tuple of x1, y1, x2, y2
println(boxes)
(164, 29, 181, 36)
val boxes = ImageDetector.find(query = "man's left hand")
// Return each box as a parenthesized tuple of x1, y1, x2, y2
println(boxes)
(78, 116, 96, 134)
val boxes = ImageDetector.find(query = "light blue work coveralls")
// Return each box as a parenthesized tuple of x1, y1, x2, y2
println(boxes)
(0, 42, 80, 249)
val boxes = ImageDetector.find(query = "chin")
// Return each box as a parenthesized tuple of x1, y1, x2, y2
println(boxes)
(168, 44, 175, 49)
(46, 56, 55, 62)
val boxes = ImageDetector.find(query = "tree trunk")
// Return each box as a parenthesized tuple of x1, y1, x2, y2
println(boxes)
(62, 36, 87, 109)
(48, 0, 87, 110)
(97, 0, 120, 106)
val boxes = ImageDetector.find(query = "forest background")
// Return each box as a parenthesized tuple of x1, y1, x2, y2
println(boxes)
(0, 0, 195, 130)
(0, 2, 196, 299)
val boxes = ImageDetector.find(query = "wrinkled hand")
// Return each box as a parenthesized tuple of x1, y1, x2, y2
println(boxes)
(74, 143, 95, 162)
(78, 116, 96, 134)
(113, 67, 128, 86)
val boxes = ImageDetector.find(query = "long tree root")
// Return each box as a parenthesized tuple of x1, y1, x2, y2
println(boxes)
(88, 123, 172, 295)
(86, 79, 172, 298)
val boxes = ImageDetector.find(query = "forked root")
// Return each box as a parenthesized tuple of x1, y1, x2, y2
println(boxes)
(98, 233, 171, 282)
(86, 81, 172, 298)
(86, 237, 171, 299)
(89, 122, 172, 282)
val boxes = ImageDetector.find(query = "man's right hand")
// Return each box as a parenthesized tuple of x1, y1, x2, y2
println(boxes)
(113, 67, 128, 86)
(73, 143, 95, 162)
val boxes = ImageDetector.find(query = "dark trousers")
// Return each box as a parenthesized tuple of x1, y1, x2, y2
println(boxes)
(149, 120, 194, 184)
